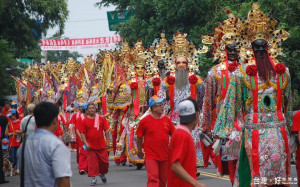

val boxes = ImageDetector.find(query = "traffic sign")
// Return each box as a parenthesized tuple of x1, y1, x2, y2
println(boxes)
(107, 10, 133, 31)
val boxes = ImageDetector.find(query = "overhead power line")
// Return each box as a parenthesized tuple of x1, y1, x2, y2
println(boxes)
(66, 18, 107, 23)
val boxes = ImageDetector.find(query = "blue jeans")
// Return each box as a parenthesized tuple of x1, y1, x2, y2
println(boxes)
(9, 146, 19, 169)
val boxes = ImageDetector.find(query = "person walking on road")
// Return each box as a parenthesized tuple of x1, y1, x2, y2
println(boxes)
(137, 96, 175, 187)
(168, 98, 206, 187)
(80, 103, 110, 186)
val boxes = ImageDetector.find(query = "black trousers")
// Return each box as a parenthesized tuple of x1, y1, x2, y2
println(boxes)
(0, 146, 6, 182)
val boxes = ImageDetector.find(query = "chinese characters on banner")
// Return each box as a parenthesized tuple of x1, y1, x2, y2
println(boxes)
(40, 35, 121, 50)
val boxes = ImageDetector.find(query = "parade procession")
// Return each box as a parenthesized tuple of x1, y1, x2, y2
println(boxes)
(1, 1, 300, 187)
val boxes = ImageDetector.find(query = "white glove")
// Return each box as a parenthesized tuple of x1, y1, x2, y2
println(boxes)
(229, 131, 238, 141)
(212, 139, 221, 155)
(129, 122, 135, 128)
(122, 117, 129, 127)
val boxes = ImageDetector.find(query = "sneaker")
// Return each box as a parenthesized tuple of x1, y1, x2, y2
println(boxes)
(99, 174, 107, 183)
(196, 171, 201, 177)
(79, 170, 85, 175)
(14, 169, 19, 175)
(90, 177, 97, 186)
(136, 163, 143, 170)
(121, 162, 126, 166)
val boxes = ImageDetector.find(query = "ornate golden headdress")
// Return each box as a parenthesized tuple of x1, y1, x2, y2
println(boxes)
(166, 30, 207, 76)
(240, 2, 290, 62)
(154, 32, 171, 58)
(202, 10, 242, 61)
(171, 30, 194, 59)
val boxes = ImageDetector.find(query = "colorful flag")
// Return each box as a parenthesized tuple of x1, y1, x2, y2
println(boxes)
(11, 75, 27, 103)
(67, 75, 78, 106)
(50, 71, 61, 94)
(41, 73, 53, 101)
(26, 81, 38, 104)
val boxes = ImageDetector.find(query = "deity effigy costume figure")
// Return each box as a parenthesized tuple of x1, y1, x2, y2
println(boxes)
(158, 30, 206, 168)
(214, 3, 292, 186)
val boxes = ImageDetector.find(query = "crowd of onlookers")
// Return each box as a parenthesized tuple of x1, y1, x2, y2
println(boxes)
(0, 100, 74, 185)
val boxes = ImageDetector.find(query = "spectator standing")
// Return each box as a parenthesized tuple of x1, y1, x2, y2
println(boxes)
(80, 103, 110, 186)
(6, 109, 21, 175)
(168, 98, 206, 187)
(1, 100, 11, 116)
(18, 101, 28, 118)
(0, 107, 9, 184)
(136, 96, 175, 187)
(18, 101, 72, 186)
(20, 104, 36, 141)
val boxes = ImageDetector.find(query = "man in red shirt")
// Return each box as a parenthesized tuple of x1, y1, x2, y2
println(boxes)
(292, 111, 300, 187)
(80, 103, 110, 186)
(69, 104, 83, 161)
(73, 103, 88, 175)
(136, 96, 175, 187)
(53, 113, 66, 140)
(168, 98, 206, 187)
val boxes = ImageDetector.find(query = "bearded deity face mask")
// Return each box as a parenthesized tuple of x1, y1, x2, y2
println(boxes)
(252, 39, 267, 59)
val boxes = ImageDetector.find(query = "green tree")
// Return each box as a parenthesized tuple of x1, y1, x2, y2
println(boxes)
(47, 51, 83, 63)
(0, 0, 69, 56)
(96, 0, 300, 100)
(0, 0, 69, 97)
(0, 39, 28, 97)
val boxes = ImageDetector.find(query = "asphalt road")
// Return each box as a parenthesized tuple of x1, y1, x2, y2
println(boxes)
(2, 151, 298, 187)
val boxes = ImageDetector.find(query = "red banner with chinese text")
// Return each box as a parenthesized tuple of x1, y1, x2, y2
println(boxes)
(40, 35, 121, 50)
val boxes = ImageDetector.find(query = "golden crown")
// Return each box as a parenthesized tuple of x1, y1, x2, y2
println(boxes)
(171, 30, 194, 59)
(240, 2, 290, 61)
(154, 32, 171, 57)
(202, 11, 242, 61)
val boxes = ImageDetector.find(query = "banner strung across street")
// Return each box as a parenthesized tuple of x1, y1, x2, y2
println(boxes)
(40, 35, 121, 50)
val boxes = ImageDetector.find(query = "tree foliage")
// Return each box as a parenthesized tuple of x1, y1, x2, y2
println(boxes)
(0, 0, 69, 97)
(0, 39, 28, 96)
(0, 0, 68, 56)
(47, 51, 83, 63)
(96, 0, 300, 108)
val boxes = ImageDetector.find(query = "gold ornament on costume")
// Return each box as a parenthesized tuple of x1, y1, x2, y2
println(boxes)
(154, 32, 171, 58)
(131, 39, 147, 59)
(83, 55, 95, 72)
(129, 40, 152, 81)
(66, 57, 78, 76)
(240, 2, 290, 62)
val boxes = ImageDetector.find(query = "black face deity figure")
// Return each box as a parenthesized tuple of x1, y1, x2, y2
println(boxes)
(251, 39, 275, 80)
(226, 44, 239, 62)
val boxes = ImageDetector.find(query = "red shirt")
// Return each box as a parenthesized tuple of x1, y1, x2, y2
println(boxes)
(54, 117, 64, 137)
(136, 115, 175, 161)
(76, 115, 86, 134)
(292, 111, 300, 157)
(1, 107, 10, 116)
(168, 128, 197, 187)
(8, 120, 21, 147)
(70, 113, 85, 145)
(69, 112, 77, 125)
(70, 113, 83, 132)
(81, 116, 110, 149)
